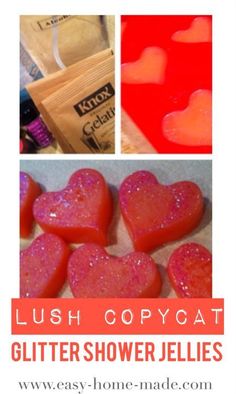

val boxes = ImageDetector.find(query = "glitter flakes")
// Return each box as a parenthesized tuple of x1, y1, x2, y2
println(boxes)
(68, 244, 162, 298)
(168, 243, 212, 298)
(49, 212, 57, 218)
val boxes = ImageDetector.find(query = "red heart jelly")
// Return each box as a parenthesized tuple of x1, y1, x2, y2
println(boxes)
(68, 243, 162, 298)
(20, 233, 70, 298)
(119, 171, 204, 252)
(168, 242, 212, 298)
(33, 169, 113, 245)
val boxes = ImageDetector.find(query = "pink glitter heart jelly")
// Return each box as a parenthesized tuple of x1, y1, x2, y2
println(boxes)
(20, 233, 70, 298)
(119, 170, 204, 252)
(168, 242, 212, 298)
(33, 169, 113, 245)
(68, 243, 162, 298)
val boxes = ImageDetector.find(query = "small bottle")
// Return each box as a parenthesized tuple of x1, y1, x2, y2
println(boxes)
(20, 127, 37, 153)
(20, 89, 53, 148)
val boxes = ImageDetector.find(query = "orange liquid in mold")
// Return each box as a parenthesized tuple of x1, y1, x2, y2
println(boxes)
(172, 17, 212, 43)
(121, 47, 167, 84)
(162, 89, 212, 146)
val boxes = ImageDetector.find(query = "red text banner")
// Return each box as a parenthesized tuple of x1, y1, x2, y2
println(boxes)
(12, 298, 224, 335)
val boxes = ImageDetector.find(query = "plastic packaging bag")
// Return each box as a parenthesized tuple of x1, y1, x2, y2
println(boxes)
(20, 15, 110, 75)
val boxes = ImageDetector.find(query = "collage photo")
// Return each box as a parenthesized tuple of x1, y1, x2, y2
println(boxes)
(2, 0, 236, 388)
(1, 0, 235, 389)
(20, 14, 212, 300)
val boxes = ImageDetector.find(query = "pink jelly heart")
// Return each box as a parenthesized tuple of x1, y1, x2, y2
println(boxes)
(20, 233, 70, 298)
(33, 169, 113, 245)
(172, 17, 212, 43)
(121, 47, 167, 84)
(162, 89, 212, 146)
(119, 171, 204, 252)
(68, 243, 162, 298)
(168, 242, 212, 298)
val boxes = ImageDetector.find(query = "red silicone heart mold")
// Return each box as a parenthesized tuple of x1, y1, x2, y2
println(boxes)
(119, 171, 204, 252)
(121, 15, 212, 153)
(33, 169, 113, 245)
(167, 242, 212, 298)
(20, 233, 70, 298)
(68, 243, 162, 298)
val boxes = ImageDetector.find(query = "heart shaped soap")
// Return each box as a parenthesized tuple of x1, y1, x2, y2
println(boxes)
(33, 169, 113, 245)
(68, 243, 162, 298)
(172, 17, 212, 43)
(20, 233, 70, 298)
(162, 90, 212, 146)
(20, 172, 42, 238)
(119, 171, 204, 252)
(121, 47, 167, 84)
(168, 243, 212, 298)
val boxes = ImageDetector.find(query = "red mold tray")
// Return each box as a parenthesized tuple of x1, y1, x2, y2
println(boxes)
(121, 15, 212, 154)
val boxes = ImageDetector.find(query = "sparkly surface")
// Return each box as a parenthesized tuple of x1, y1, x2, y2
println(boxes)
(68, 244, 162, 298)
(162, 90, 212, 146)
(33, 169, 112, 244)
(20, 160, 212, 298)
(167, 242, 212, 298)
(119, 170, 204, 252)
(20, 233, 70, 298)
